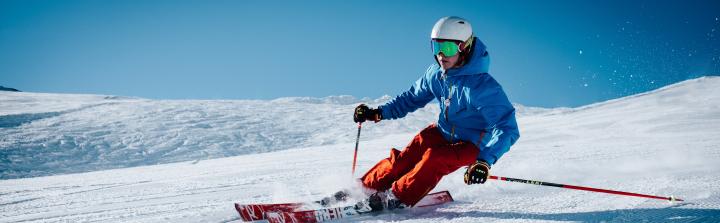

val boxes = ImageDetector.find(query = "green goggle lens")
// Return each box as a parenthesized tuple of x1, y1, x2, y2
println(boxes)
(432, 40, 460, 57)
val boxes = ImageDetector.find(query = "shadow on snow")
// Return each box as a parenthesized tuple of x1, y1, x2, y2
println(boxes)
(432, 205, 720, 222)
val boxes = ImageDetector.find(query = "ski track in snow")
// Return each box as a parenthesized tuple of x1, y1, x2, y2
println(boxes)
(1, 76, 720, 222)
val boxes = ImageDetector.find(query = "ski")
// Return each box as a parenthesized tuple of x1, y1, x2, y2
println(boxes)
(235, 202, 306, 222)
(235, 190, 350, 221)
(265, 190, 454, 223)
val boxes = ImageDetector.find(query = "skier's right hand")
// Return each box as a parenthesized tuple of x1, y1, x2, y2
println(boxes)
(354, 104, 382, 123)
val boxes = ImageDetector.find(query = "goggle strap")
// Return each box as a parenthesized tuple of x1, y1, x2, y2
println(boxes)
(461, 35, 474, 51)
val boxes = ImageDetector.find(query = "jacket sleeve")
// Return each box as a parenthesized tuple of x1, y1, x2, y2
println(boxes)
(379, 68, 435, 120)
(469, 81, 520, 165)
(475, 106, 520, 165)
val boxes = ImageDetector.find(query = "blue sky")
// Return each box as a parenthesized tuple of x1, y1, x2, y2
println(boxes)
(1, 0, 718, 107)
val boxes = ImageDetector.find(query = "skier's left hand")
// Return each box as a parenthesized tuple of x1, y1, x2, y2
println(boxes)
(464, 160, 490, 184)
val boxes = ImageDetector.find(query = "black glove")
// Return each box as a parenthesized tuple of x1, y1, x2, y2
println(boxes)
(353, 104, 382, 123)
(464, 160, 490, 184)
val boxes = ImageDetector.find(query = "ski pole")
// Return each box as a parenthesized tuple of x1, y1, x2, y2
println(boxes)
(489, 175, 683, 202)
(351, 123, 362, 176)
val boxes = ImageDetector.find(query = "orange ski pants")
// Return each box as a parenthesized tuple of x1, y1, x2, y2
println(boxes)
(361, 124, 479, 206)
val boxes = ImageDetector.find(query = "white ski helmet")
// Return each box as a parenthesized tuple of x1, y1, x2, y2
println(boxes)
(431, 16, 473, 42)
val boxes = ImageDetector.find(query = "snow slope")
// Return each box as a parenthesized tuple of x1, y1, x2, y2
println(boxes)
(1, 76, 720, 222)
(0, 93, 436, 179)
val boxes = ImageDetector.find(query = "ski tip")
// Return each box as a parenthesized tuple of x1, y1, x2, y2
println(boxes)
(446, 191, 455, 202)
(435, 190, 454, 202)
(415, 190, 454, 207)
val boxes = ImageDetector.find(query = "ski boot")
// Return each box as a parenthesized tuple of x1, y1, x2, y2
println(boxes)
(317, 189, 350, 207)
(384, 191, 408, 210)
(354, 190, 408, 212)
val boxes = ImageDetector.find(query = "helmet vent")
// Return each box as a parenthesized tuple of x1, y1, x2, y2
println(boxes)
(458, 21, 465, 24)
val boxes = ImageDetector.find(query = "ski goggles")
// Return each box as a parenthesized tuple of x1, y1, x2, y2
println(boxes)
(431, 40, 462, 57)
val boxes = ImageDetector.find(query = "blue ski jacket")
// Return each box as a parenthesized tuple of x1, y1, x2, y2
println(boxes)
(379, 37, 520, 165)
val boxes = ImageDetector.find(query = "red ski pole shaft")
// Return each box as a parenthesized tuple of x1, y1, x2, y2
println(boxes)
(489, 175, 683, 202)
(351, 123, 362, 176)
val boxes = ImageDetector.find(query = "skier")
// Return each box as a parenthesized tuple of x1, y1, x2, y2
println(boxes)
(353, 16, 520, 211)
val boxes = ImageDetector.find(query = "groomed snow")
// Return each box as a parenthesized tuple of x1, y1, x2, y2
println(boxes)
(1, 76, 719, 222)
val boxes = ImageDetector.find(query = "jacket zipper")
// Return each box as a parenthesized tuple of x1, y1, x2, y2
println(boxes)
(442, 74, 456, 144)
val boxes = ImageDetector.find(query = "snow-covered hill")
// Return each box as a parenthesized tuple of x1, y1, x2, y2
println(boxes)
(1, 77, 719, 222)
(0, 93, 436, 179)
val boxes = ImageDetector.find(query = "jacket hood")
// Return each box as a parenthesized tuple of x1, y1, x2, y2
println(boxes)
(441, 37, 490, 76)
